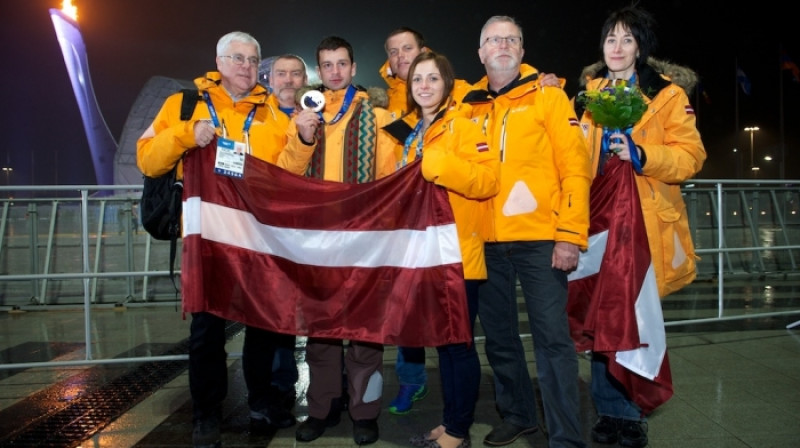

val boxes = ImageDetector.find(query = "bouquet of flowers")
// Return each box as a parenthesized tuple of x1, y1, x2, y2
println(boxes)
(577, 83, 647, 130)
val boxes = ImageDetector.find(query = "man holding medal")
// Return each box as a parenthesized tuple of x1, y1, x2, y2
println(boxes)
(137, 31, 308, 448)
(285, 35, 397, 445)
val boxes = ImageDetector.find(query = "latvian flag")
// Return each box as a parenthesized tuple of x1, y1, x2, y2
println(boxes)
(567, 156, 673, 414)
(180, 144, 472, 347)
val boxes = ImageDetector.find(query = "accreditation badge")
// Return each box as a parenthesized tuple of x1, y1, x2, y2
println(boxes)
(214, 137, 246, 178)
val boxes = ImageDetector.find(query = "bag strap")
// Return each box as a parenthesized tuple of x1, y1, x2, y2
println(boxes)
(179, 89, 201, 121)
(168, 163, 183, 296)
(166, 90, 196, 297)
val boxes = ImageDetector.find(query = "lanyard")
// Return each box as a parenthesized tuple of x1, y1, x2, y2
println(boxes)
(607, 72, 637, 87)
(202, 91, 257, 136)
(320, 84, 357, 125)
(398, 120, 425, 168)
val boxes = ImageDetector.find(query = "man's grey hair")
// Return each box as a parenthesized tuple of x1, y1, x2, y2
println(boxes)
(216, 31, 261, 60)
(479, 15, 524, 46)
(271, 54, 308, 74)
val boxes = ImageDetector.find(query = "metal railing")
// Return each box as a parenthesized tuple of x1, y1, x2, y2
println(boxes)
(1, 179, 799, 370)
(676, 179, 800, 328)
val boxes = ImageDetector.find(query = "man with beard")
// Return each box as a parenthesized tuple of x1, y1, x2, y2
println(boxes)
(257, 53, 310, 413)
(461, 15, 591, 448)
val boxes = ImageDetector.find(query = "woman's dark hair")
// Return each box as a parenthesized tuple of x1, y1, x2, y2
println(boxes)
(405, 51, 456, 116)
(599, 6, 658, 67)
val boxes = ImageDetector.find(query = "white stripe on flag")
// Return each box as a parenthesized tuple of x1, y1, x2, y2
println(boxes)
(615, 264, 666, 380)
(567, 230, 608, 282)
(183, 197, 462, 268)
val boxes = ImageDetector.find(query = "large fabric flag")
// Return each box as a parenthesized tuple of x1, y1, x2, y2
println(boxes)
(180, 144, 472, 347)
(567, 157, 673, 414)
(780, 51, 800, 82)
(736, 67, 752, 95)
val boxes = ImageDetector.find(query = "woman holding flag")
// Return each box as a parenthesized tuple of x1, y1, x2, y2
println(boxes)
(572, 5, 707, 448)
(385, 50, 499, 448)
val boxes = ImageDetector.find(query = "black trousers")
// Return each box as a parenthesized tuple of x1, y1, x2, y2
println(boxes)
(188, 311, 294, 421)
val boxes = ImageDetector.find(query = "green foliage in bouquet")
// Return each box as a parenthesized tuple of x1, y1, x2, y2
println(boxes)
(577, 84, 648, 130)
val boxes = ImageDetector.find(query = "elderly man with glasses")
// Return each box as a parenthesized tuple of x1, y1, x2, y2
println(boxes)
(137, 31, 309, 448)
(461, 16, 591, 448)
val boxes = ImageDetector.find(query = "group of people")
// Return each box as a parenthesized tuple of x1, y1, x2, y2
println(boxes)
(137, 5, 705, 448)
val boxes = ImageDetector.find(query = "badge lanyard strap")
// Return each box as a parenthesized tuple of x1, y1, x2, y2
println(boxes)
(203, 91, 257, 151)
(319, 84, 357, 125)
(398, 120, 424, 169)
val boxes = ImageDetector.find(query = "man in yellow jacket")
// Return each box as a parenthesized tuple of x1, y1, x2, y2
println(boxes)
(137, 31, 308, 448)
(258, 52, 310, 416)
(285, 35, 396, 445)
(462, 16, 591, 448)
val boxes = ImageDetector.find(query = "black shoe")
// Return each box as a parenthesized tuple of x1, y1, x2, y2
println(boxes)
(296, 410, 342, 442)
(192, 417, 221, 448)
(619, 420, 648, 448)
(352, 418, 379, 445)
(250, 405, 296, 429)
(591, 416, 622, 444)
(483, 422, 538, 446)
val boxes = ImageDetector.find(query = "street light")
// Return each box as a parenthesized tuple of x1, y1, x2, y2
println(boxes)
(744, 126, 760, 172)
(1, 167, 11, 185)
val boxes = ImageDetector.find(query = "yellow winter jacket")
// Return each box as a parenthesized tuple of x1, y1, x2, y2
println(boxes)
(463, 64, 591, 249)
(578, 61, 707, 296)
(395, 105, 500, 279)
(283, 86, 398, 182)
(137, 71, 306, 178)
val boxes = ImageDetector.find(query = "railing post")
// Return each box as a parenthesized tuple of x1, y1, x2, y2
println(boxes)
(124, 199, 135, 300)
(27, 202, 40, 303)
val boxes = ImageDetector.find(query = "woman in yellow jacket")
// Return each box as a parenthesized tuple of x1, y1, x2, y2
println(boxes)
(576, 6, 706, 448)
(386, 51, 499, 448)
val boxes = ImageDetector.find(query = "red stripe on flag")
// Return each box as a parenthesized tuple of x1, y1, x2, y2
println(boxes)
(567, 157, 673, 413)
(181, 147, 472, 347)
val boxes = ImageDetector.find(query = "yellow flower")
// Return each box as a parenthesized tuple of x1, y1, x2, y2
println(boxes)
(577, 84, 647, 130)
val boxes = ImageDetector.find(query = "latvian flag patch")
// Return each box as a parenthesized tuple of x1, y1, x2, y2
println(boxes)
(569, 117, 580, 126)
(476, 142, 489, 152)
(685, 105, 695, 115)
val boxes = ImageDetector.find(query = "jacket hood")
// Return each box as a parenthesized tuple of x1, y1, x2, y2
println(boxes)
(579, 57, 698, 93)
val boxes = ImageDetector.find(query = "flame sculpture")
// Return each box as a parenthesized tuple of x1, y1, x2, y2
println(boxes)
(49, 2, 117, 189)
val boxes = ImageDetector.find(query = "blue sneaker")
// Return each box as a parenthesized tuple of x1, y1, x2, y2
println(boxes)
(389, 384, 428, 415)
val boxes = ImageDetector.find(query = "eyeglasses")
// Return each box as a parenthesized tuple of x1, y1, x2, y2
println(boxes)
(482, 36, 523, 47)
(219, 54, 260, 66)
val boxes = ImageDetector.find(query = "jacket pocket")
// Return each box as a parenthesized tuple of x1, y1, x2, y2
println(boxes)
(654, 204, 697, 297)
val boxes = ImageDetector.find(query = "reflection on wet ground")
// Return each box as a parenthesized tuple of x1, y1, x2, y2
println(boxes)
(1, 277, 799, 447)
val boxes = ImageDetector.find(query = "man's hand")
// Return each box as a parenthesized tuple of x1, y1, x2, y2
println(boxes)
(294, 108, 321, 144)
(539, 73, 562, 89)
(552, 241, 580, 272)
(193, 120, 216, 147)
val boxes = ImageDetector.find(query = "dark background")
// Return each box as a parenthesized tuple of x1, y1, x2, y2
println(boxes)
(2, 0, 798, 186)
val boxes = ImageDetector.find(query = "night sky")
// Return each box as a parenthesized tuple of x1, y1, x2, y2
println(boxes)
(2, 0, 799, 187)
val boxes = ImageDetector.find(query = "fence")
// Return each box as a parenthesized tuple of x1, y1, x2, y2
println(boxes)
(1, 179, 799, 369)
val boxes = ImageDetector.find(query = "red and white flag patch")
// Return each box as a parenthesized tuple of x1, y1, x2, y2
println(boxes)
(569, 117, 580, 126)
(684, 105, 695, 115)
(476, 142, 489, 152)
